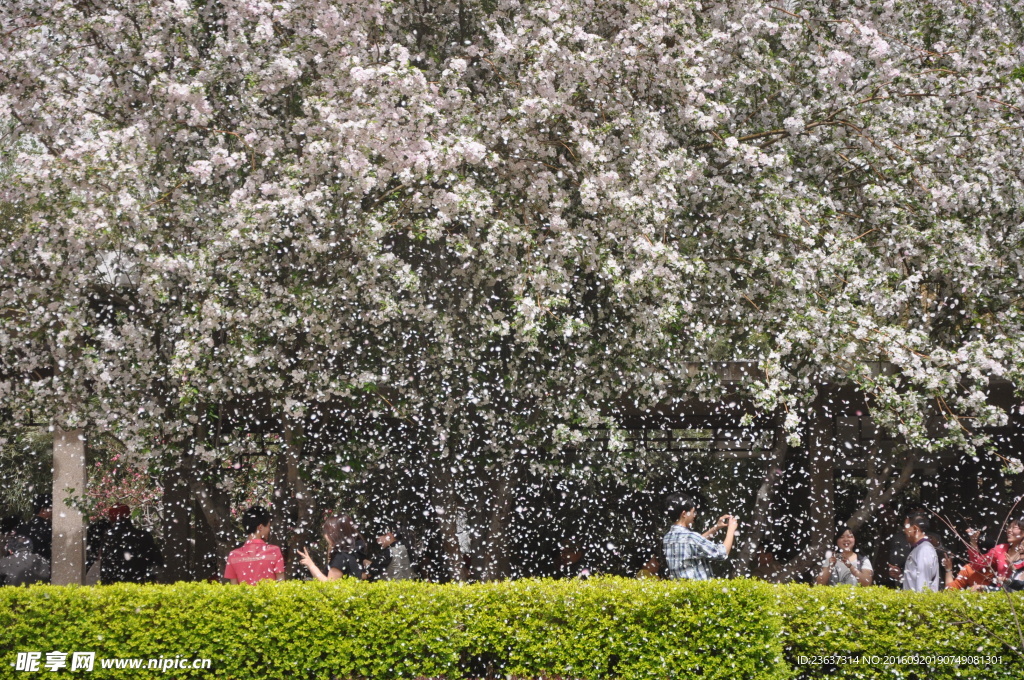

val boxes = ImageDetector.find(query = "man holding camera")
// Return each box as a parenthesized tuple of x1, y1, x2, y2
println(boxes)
(663, 493, 739, 580)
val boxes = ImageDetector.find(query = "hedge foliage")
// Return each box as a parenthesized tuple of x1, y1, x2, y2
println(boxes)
(1, 578, 1021, 679)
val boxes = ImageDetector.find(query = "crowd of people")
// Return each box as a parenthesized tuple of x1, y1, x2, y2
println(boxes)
(0, 496, 417, 587)
(223, 494, 1024, 592)
(223, 506, 419, 585)
(660, 492, 1024, 593)
(1, 494, 163, 587)
(2, 491, 1023, 592)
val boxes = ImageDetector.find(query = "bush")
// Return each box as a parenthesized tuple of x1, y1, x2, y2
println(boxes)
(0, 578, 1020, 679)
(776, 584, 1024, 678)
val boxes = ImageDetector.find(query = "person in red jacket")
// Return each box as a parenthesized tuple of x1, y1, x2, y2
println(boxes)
(967, 515, 1024, 587)
(224, 506, 284, 585)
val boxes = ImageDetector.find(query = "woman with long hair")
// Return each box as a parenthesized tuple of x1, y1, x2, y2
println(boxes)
(297, 513, 366, 581)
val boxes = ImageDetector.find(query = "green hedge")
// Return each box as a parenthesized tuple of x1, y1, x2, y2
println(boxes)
(0, 578, 1021, 679)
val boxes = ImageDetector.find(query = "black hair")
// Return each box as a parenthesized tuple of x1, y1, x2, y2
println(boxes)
(835, 524, 855, 544)
(32, 494, 52, 515)
(368, 520, 395, 538)
(906, 514, 930, 533)
(666, 493, 698, 521)
(242, 506, 271, 535)
(0, 515, 20, 534)
(323, 513, 363, 556)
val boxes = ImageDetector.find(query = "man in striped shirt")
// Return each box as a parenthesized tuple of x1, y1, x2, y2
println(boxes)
(663, 493, 739, 580)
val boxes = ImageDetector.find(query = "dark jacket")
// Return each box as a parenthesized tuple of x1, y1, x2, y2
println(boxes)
(17, 516, 52, 563)
(366, 541, 418, 581)
(0, 535, 50, 586)
(328, 537, 367, 579)
(99, 521, 163, 584)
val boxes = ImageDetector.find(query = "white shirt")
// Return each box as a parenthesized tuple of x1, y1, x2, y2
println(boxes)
(903, 539, 939, 592)
(821, 553, 872, 586)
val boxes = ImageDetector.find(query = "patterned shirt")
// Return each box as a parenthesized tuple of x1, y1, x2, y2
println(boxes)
(663, 524, 727, 580)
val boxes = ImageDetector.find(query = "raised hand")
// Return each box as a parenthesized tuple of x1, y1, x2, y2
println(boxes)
(296, 547, 315, 569)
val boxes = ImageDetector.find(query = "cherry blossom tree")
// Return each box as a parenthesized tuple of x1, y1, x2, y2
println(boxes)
(2, 0, 1023, 579)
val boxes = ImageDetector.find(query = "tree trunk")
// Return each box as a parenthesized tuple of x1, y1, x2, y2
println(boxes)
(190, 471, 236, 559)
(480, 462, 519, 581)
(183, 420, 235, 559)
(734, 419, 788, 576)
(192, 496, 222, 580)
(846, 442, 916, 534)
(51, 428, 86, 585)
(774, 391, 835, 583)
(161, 461, 192, 582)
(271, 445, 294, 557)
(429, 454, 463, 582)
(279, 419, 315, 578)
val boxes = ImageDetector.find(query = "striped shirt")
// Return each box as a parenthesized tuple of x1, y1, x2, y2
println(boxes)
(663, 524, 727, 580)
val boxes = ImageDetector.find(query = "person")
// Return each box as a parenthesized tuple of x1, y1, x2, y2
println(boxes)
(0, 534, 50, 586)
(1004, 544, 1024, 592)
(637, 554, 661, 579)
(1005, 570, 1024, 592)
(752, 551, 783, 583)
(556, 541, 590, 579)
(98, 505, 164, 584)
(965, 515, 1024, 586)
(662, 493, 738, 580)
(815, 525, 873, 586)
(296, 513, 366, 581)
(901, 514, 939, 592)
(364, 526, 418, 581)
(941, 555, 991, 591)
(951, 516, 1024, 592)
(16, 494, 52, 563)
(885, 509, 927, 585)
(224, 506, 285, 585)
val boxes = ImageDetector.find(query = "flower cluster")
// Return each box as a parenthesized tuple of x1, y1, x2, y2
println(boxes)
(0, 0, 1021, 504)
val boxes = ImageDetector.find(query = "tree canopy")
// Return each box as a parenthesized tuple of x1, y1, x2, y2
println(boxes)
(2, 0, 1023, 578)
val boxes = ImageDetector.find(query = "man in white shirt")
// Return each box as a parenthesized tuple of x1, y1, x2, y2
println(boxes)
(902, 514, 939, 592)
